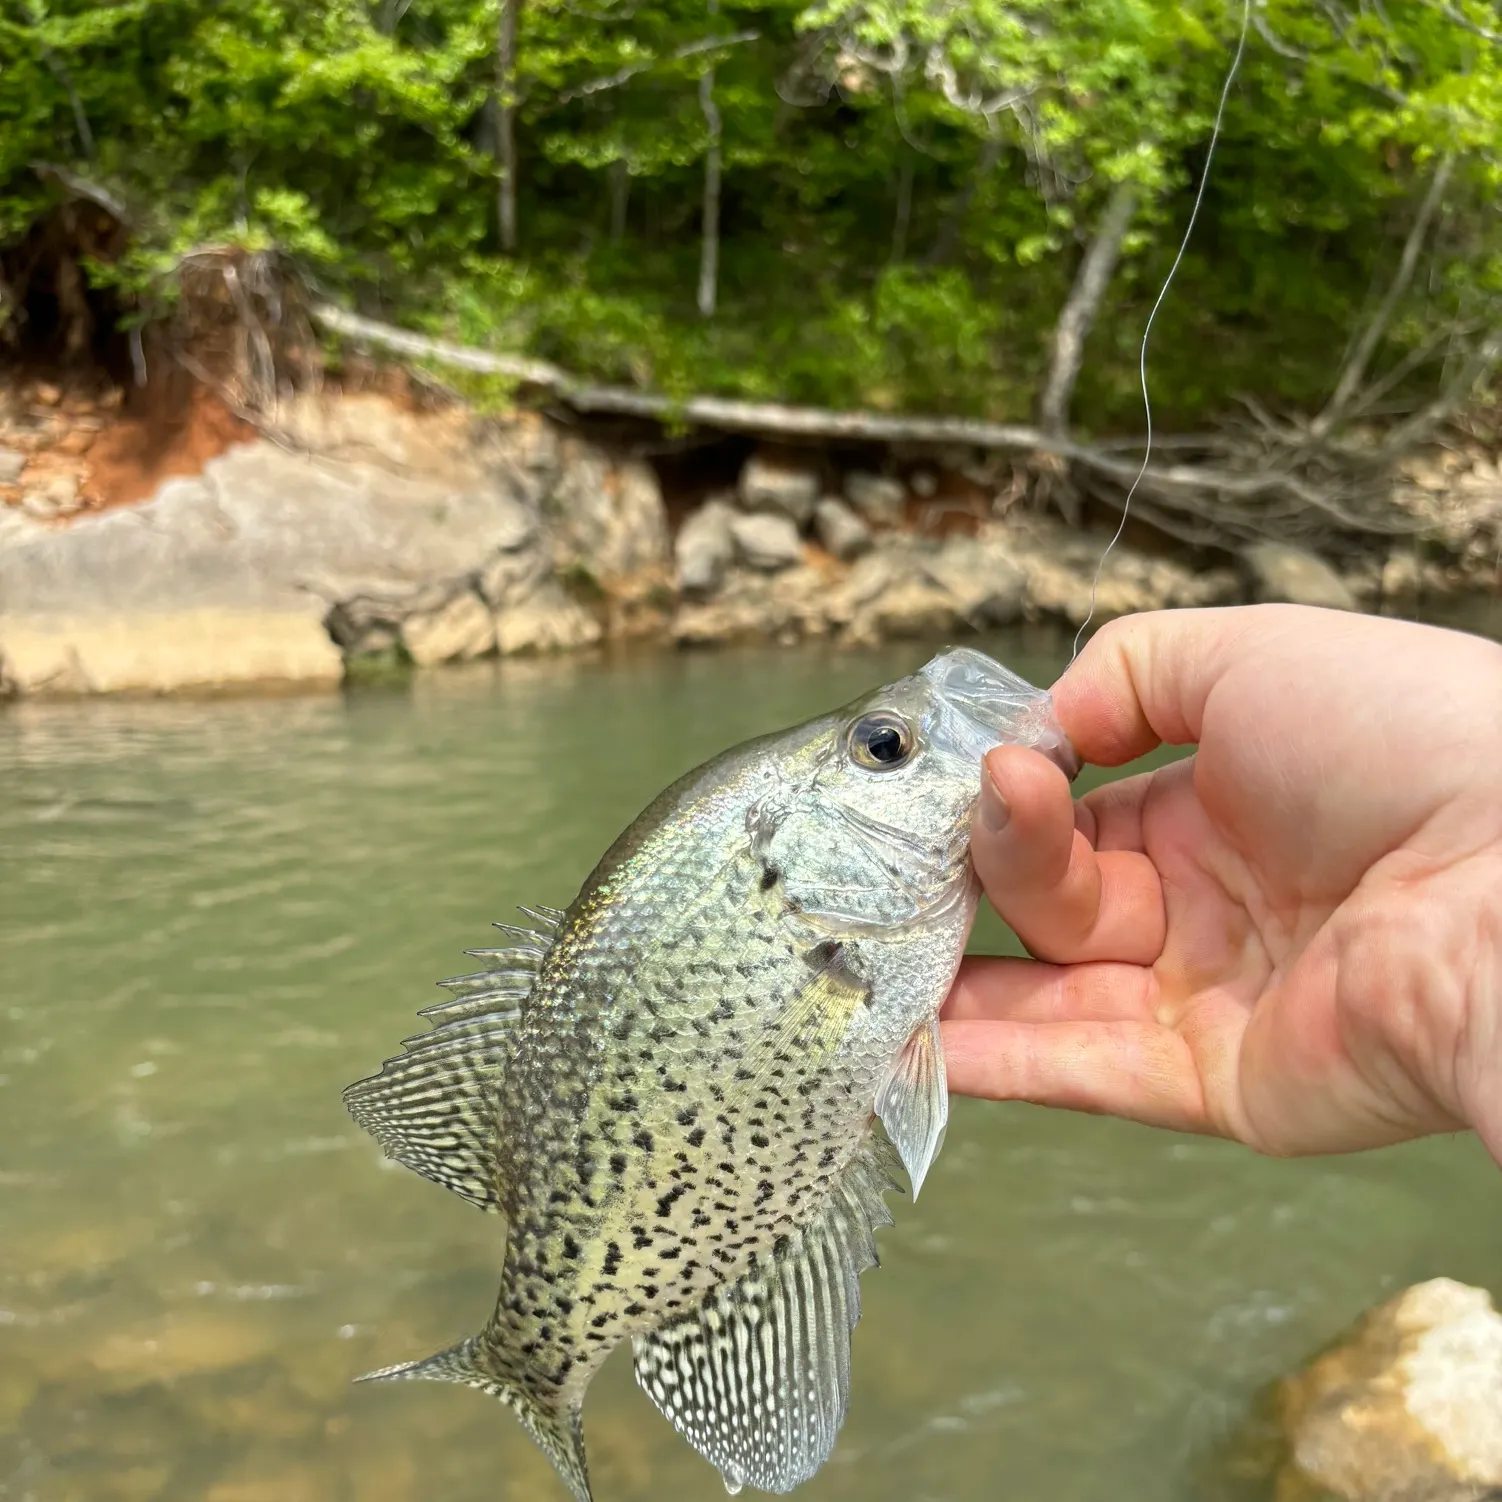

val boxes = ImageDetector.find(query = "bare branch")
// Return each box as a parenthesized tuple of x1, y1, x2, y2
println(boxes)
(30, 162, 129, 222)
(552, 29, 759, 106)
(1431, 0, 1502, 44)
(1377, 322, 1502, 457)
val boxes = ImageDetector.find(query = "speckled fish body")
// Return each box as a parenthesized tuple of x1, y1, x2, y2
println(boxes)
(344, 647, 1077, 1501)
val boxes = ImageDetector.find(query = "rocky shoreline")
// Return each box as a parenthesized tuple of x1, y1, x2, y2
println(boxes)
(1, 381, 1498, 697)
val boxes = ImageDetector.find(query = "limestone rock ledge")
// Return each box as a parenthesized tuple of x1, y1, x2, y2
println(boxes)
(3, 386, 1492, 697)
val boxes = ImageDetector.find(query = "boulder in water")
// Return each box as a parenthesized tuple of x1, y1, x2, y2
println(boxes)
(1275, 1278, 1502, 1502)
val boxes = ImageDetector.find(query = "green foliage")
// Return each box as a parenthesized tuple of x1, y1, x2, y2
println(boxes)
(1, 0, 1498, 428)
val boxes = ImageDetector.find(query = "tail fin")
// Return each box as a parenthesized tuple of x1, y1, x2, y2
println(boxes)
(357, 1335, 591, 1502)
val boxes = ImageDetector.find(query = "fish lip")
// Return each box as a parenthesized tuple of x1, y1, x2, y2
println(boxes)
(920, 646, 1082, 782)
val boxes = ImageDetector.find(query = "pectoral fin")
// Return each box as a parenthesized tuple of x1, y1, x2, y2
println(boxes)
(874, 1016, 948, 1199)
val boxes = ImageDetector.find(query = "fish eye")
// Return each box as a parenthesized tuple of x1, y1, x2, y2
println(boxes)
(847, 712, 916, 771)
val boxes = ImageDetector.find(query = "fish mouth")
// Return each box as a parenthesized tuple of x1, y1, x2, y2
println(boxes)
(920, 647, 1081, 781)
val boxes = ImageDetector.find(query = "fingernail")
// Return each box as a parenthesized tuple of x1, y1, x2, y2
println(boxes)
(978, 772, 1009, 836)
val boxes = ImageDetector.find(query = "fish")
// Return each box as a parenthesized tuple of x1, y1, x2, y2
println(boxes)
(342, 646, 1078, 1500)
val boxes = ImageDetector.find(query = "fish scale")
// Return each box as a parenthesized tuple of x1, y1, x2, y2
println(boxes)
(344, 647, 1079, 1500)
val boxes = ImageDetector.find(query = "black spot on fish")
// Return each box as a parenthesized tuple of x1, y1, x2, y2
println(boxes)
(562, 1234, 581, 1260)
(760, 864, 780, 890)
(643, 1282, 659, 1298)
(625, 1302, 644, 1317)
(676, 1105, 699, 1126)
(633, 1128, 653, 1151)
(655, 1184, 689, 1218)
(590, 1313, 611, 1329)
(755, 1179, 775, 1206)
(608, 1092, 638, 1113)
(556, 1296, 574, 1314)
(686, 1126, 706, 1149)
(751, 1131, 769, 1149)
(659, 1247, 680, 1260)
(609, 1152, 627, 1176)
(603, 1242, 623, 1277)
(733, 1066, 754, 1082)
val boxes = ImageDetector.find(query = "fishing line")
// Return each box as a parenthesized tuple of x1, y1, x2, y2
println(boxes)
(1070, 0, 1253, 661)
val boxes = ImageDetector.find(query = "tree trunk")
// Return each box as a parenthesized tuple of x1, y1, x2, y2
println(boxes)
(697, 56, 722, 317)
(1037, 181, 1138, 437)
(890, 153, 913, 264)
(609, 158, 630, 245)
(1313, 153, 1455, 438)
(494, 0, 519, 253)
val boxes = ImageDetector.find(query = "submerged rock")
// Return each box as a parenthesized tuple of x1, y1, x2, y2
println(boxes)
(1276, 1278, 1502, 1502)
(813, 497, 872, 561)
(1243, 541, 1357, 612)
(729, 511, 803, 572)
(739, 450, 820, 526)
(675, 499, 736, 595)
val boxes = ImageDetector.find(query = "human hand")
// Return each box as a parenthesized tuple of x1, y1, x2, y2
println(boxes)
(942, 604, 1502, 1164)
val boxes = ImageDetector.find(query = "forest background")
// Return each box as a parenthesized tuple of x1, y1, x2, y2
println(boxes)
(1, 0, 1500, 509)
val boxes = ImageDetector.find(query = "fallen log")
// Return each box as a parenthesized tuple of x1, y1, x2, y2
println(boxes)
(307, 301, 1429, 543)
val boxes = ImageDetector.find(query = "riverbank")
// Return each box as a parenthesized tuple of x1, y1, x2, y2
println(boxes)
(1, 371, 1498, 697)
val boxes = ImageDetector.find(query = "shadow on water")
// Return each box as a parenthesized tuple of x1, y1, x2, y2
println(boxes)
(2, 628, 1498, 1502)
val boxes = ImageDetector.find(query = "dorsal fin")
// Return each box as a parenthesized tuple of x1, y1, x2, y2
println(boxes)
(342, 909, 558, 1212)
(632, 1132, 901, 1495)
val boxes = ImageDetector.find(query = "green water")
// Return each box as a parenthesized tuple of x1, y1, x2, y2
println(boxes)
(2, 632, 1498, 1502)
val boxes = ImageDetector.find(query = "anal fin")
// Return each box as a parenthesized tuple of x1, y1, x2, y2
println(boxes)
(632, 1132, 901, 1495)
(875, 1015, 948, 1199)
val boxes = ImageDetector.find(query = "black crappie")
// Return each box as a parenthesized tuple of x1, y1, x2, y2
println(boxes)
(344, 647, 1078, 1499)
